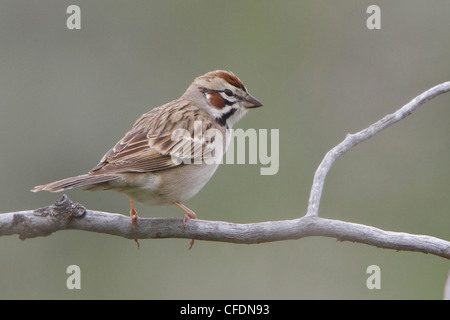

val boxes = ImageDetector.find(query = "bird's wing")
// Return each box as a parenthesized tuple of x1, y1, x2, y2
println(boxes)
(89, 101, 221, 175)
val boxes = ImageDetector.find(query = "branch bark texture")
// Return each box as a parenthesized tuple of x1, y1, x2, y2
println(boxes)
(1, 81, 450, 259)
(2, 204, 450, 259)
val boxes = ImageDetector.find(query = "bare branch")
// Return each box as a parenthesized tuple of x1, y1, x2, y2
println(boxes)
(444, 270, 450, 300)
(306, 81, 450, 217)
(1, 196, 449, 258)
(1, 81, 449, 259)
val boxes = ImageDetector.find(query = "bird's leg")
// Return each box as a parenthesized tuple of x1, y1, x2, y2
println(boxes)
(129, 199, 140, 249)
(130, 199, 138, 226)
(173, 201, 197, 249)
(174, 202, 198, 227)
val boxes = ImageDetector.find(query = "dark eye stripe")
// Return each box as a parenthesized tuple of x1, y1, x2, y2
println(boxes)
(216, 90, 237, 105)
(223, 98, 235, 106)
(207, 90, 238, 109)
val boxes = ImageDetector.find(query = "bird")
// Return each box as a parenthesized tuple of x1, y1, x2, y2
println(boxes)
(31, 70, 263, 248)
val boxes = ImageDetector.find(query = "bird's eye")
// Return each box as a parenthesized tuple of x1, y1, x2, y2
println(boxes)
(223, 89, 233, 97)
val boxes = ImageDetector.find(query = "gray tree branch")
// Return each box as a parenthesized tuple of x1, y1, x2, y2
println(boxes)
(444, 270, 450, 300)
(1, 81, 450, 259)
(307, 81, 450, 217)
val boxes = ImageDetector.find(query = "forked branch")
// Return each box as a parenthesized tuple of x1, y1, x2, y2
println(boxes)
(1, 81, 450, 259)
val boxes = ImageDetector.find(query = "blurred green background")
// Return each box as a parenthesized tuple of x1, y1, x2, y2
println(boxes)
(0, 0, 449, 299)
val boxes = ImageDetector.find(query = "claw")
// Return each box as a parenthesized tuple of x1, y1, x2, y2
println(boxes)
(130, 199, 140, 249)
(174, 201, 197, 249)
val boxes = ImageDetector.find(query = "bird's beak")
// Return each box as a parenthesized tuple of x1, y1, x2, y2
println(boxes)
(243, 93, 263, 109)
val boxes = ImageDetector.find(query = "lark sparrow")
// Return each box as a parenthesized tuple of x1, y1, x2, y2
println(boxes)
(32, 70, 263, 248)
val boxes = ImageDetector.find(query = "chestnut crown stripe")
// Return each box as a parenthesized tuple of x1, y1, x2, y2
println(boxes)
(202, 71, 247, 92)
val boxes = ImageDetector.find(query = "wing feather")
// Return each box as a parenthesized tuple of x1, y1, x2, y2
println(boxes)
(89, 100, 223, 175)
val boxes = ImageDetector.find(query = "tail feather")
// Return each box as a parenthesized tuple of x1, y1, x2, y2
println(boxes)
(31, 174, 120, 192)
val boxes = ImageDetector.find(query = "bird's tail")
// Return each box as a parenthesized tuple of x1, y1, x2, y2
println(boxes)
(31, 174, 120, 192)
